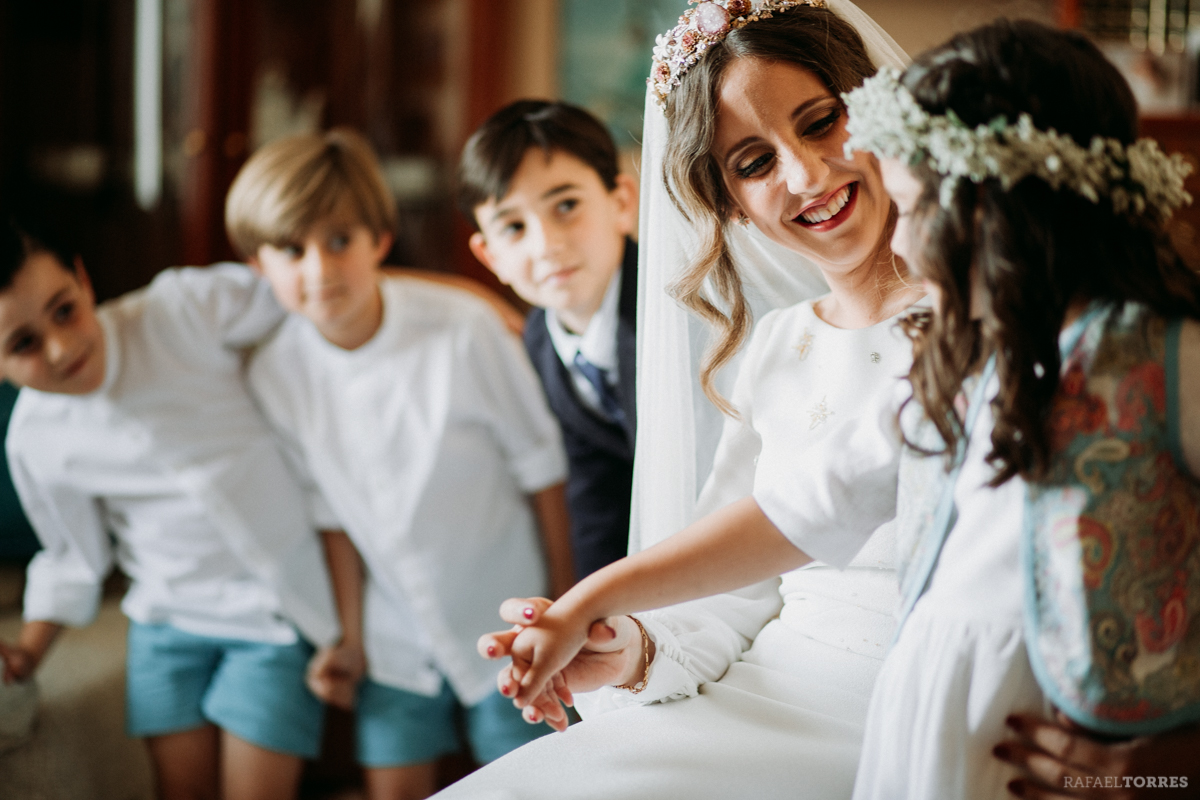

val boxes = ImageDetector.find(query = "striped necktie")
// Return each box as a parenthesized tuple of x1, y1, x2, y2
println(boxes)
(573, 352, 625, 424)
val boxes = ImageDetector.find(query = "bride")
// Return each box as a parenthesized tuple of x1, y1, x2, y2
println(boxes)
(435, 1, 919, 797)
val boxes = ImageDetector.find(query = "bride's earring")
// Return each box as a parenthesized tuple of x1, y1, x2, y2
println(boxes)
(735, 214, 750, 228)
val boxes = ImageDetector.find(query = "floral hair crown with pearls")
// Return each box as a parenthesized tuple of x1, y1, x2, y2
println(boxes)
(649, 0, 827, 107)
(843, 67, 1193, 220)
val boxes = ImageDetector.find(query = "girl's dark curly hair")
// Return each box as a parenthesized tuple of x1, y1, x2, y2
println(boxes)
(898, 19, 1200, 484)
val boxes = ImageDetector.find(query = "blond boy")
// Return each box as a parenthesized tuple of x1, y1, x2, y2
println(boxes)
(227, 129, 573, 800)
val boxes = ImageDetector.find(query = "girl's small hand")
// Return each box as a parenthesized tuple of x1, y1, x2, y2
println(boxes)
(506, 609, 593, 705)
(519, 673, 573, 732)
(995, 711, 1200, 799)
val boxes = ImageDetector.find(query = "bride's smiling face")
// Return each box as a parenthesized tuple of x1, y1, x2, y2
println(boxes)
(714, 58, 891, 275)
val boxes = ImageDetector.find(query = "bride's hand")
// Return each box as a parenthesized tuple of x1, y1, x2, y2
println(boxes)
(478, 598, 650, 701)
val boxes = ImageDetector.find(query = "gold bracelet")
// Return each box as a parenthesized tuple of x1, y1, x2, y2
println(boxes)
(613, 615, 650, 694)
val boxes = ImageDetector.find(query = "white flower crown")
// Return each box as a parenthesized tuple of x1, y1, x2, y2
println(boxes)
(649, 0, 826, 108)
(843, 67, 1193, 220)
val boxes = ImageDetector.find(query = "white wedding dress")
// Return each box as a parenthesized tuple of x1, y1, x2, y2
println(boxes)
(435, 300, 912, 800)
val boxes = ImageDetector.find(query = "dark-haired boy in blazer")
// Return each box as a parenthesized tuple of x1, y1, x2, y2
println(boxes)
(459, 100, 638, 579)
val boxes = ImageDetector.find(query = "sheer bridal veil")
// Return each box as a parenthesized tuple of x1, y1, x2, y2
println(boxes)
(629, 0, 910, 552)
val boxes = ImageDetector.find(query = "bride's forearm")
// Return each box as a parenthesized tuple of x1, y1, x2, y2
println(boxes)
(551, 495, 810, 628)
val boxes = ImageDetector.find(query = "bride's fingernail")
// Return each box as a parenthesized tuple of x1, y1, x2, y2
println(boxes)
(523, 607, 535, 620)
(487, 645, 496, 657)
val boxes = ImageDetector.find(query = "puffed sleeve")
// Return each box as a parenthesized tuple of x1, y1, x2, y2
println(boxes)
(754, 393, 901, 568)
(460, 303, 567, 493)
(9, 449, 113, 627)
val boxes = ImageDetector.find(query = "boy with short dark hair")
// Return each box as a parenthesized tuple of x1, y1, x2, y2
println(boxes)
(228, 128, 572, 800)
(0, 217, 341, 800)
(458, 100, 639, 579)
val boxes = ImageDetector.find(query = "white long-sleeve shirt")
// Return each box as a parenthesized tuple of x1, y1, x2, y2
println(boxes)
(9, 264, 339, 646)
(248, 277, 567, 704)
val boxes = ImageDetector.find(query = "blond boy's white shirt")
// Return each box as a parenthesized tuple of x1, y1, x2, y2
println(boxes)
(248, 276, 568, 704)
(9, 264, 340, 646)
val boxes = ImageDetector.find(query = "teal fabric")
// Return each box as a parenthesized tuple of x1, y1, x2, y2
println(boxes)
(0, 382, 37, 561)
(356, 678, 551, 767)
(125, 621, 323, 757)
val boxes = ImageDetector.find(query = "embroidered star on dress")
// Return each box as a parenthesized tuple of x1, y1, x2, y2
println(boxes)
(809, 396, 834, 429)
(794, 329, 815, 360)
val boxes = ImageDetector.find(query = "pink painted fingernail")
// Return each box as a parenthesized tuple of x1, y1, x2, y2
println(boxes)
(992, 744, 1012, 760)
(487, 645, 496, 657)
(523, 607, 535, 620)
(1007, 779, 1025, 798)
(500, 684, 511, 696)
(1004, 715, 1022, 732)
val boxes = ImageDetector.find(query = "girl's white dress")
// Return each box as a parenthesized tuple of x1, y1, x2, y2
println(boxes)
(853, 381, 1045, 800)
(435, 299, 910, 799)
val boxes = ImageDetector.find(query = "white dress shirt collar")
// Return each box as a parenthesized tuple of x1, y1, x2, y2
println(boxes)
(546, 270, 622, 375)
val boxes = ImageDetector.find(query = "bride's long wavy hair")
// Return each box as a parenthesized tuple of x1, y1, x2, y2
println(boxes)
(897, 20, 1200, 484)
(663, 6, 881, 413)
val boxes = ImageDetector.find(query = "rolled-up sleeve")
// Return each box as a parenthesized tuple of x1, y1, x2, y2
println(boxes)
(10, 455, 112, 627)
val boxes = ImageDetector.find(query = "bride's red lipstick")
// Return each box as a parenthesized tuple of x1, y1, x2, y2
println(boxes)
(794, 182, 858, 232)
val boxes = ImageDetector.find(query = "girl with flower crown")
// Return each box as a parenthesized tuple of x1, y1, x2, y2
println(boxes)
(434, 1, 924, 798)
(842, 19, 1200, 800)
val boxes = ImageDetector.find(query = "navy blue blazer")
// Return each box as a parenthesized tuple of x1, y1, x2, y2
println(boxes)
(524, 239, 637, 579)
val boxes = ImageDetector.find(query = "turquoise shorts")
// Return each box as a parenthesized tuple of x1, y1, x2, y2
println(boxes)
(356, 678, 551, 768)
(125, 621, 324, 758)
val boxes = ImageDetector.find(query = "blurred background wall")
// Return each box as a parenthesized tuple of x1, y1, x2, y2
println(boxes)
(0, 0, 1197, 304)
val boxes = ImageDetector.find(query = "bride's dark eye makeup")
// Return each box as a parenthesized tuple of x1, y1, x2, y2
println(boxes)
(803, 106, 842, 137)
(735, 154, 774, 179)
(730, 102, 844, 180)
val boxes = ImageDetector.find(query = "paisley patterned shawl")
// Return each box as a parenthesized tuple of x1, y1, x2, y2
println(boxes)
(1024, 302, 1200, 736)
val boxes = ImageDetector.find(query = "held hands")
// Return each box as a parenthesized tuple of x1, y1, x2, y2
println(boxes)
(478, 598, 648, 731)
(306, 640, 367, 711)
(995, 712, 1200, 799)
